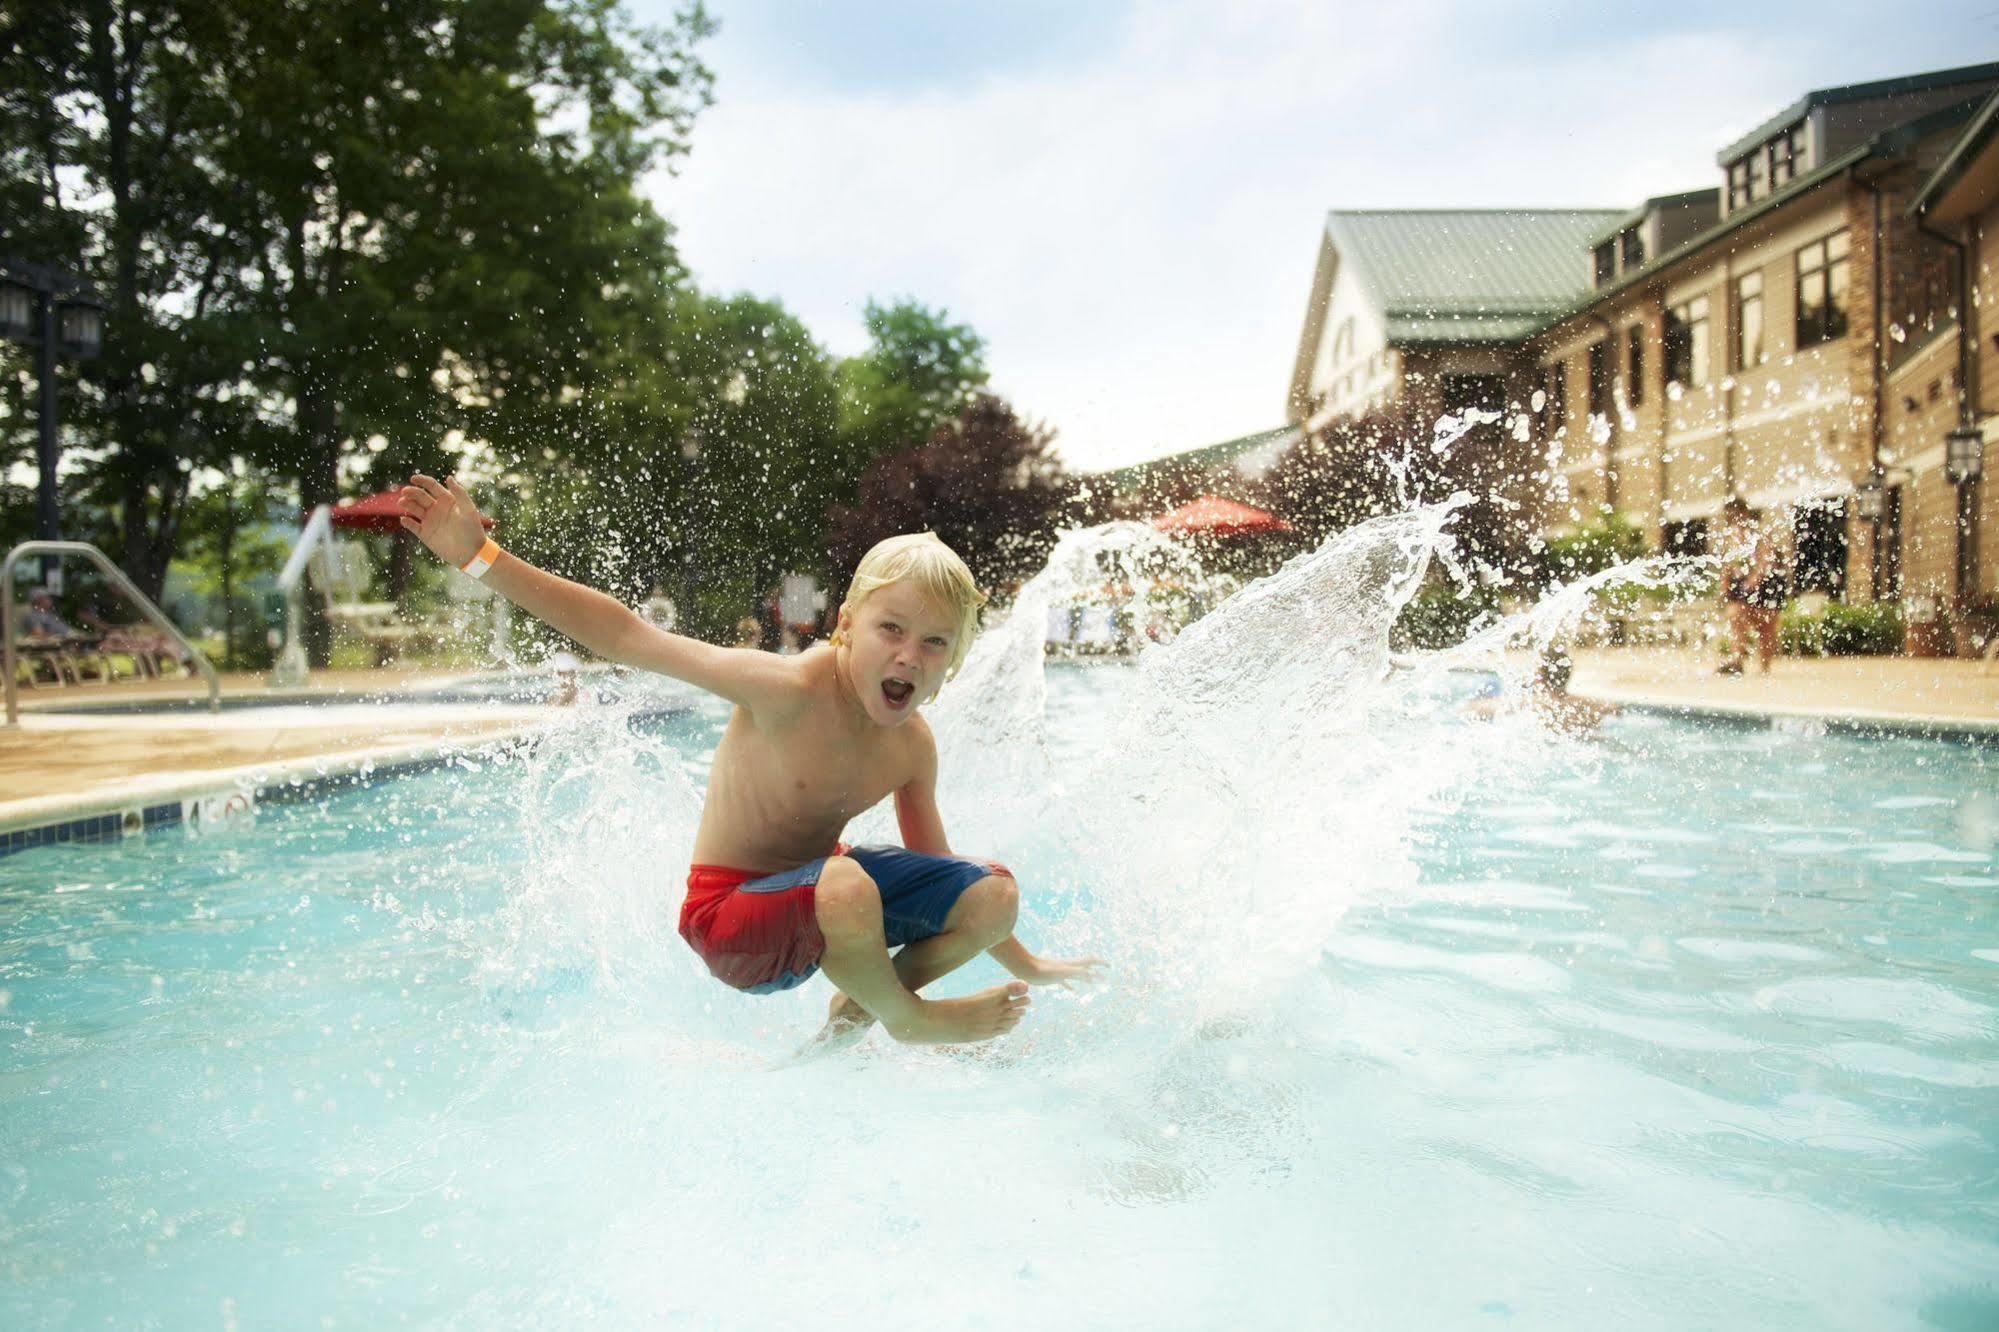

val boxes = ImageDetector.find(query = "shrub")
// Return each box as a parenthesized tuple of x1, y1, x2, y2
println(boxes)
(1534, 510, 1650, 587)
(1393, 580, 1500, 650)
(1779, 601, 1903, 656)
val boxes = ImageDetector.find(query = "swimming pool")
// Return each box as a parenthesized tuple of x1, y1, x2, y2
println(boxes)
(2, 516, 1995, 1328)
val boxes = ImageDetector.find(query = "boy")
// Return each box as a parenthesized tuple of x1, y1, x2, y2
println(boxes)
(397, 474, 1100, 1046)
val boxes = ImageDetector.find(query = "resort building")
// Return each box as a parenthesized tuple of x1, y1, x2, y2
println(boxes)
(1908, 88, 1999, 621)
(1287, 61, 1999, 615)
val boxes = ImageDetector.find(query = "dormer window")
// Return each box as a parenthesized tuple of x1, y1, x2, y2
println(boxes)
(1728, 160, 1752, 210)
(1593, 240, 1616, 286)
(1620, 227, 1644, 271)
(1771, 123, 1807, 187)
(1769, 130, 1795, 187)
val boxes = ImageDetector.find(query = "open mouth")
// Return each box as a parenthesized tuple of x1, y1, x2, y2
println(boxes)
(880, 678, 915, 709)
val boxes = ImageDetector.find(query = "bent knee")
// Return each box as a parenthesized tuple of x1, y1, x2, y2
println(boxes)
(959, 872, 1020, 936)
(814, 856, 882, 933)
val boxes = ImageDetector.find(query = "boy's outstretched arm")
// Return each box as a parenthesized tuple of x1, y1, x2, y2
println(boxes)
(893, 717, 1105, 989)
(397, 474, 792, 712)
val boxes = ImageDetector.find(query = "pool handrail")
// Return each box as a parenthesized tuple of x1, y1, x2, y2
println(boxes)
(270, 505, 334, 686)
(3, 540, 221, 725)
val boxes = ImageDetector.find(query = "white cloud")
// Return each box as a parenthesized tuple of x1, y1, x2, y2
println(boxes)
(650, 0, 1969, 471)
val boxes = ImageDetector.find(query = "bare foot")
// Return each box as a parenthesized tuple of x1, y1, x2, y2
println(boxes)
(827, 989, 874, 1029)
(891, 980, 1030, 1045)
(798, 990, 876, 1056)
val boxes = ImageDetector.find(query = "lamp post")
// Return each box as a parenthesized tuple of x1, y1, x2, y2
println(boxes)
(1945, 425, 1984, 485)
(1945, 424, 1984, 604)
(1, 260, 106, 585)
(1853, 470, 1888, 603)
(680, 425, 703, 629)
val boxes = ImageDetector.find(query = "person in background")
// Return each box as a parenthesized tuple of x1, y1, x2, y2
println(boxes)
(1716, 498, 1786, 676)
(1461, 647, 1617, 737)
(546, 650, 585, 706)
(17, 588, 74, 639)
(733, 616, 762, 649)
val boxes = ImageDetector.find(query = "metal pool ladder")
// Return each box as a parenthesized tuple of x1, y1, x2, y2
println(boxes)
(3, 540, 220, 726)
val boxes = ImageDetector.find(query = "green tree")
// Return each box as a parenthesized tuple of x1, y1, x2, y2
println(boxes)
(1, 1, 284, 594)
(2, 0, 714, 658)
(213, 0, 712, 659)
(826, 394, 1075, 592)
(834, 298, 989, 474)
(501, 289, 842, 639)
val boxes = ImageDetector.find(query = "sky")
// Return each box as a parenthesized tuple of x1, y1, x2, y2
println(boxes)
(640, 0, 1995, 473)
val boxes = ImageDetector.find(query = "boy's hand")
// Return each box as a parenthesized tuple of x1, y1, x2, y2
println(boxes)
(397, 473, 489, 568)
(1017, 953, 1106, 990)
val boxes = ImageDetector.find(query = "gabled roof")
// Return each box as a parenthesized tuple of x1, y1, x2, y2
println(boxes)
(1912, 85, 1999, 221)
(1716, 60, 1999, 164)
(1584, 190, 1721, 247)
(1572, 94, 1989, 316)
(1097, 425, 1300, 495)
(1324, 210, 1623, 344)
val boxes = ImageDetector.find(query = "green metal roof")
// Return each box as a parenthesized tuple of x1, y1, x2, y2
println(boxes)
(1097, 425, 1300, 491)
(1325, 210, 1623, 345)
(1716, 60, 1999, 165)
(1912, 85, 1999, 216)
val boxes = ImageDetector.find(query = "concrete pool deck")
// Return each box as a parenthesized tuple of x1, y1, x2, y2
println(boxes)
(0, 668, 576, 836)
(1562, 647, 1999, 739)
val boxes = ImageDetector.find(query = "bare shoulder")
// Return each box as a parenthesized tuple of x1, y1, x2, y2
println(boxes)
(744, 647, 818, 724)
(900, 711, 939, 779)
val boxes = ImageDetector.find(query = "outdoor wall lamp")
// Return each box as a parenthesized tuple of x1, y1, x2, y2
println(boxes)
(1945, 424, 1984, 485)
(1852, 473, 1887, 522)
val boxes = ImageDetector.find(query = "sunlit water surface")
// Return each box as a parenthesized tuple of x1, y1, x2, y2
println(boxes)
(2, 515, 1996, 1330)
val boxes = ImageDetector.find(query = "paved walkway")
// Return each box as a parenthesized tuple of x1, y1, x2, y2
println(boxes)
(1, 668, 559, 832)
(1563, 647, 1999, 736)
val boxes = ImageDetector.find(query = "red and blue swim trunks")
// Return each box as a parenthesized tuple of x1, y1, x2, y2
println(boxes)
(679, 844, 1012, 994)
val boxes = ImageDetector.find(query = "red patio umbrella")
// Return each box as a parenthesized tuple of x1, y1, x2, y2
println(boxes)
(312, 489, 495, 533)
(1149, 494, 1291, 537)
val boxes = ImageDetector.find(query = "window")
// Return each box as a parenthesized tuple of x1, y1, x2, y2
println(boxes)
(1796, 230, 1851, 348)
(1626, 324, 1644, 406)
(1728, 159, 1752, 210)
(1539, 359, 1567, 436)
(1665, 295, 1711, 388)
(1769, 125, 1799, 188)
(1620, 227, 1645, 271)
(1663, 518, 1709, 558)
(1593, 241, 1616, 286)
(1332, 318, 1355, 366)
(1792, 501, 1846, 596)
(1442, 373, 1505, 416)
(1587, 339, 1612, 419)
(1735, 270, 1765, 369)
(1746, 149, 1766, 201)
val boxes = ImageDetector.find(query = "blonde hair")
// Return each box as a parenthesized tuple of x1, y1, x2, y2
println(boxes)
(831, 532, 987, 682)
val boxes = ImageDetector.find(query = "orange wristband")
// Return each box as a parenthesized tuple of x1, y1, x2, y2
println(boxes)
(460, 537, 501, 579)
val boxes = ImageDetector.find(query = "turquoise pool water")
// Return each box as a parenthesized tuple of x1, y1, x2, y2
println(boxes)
(3, 518, 1996, 1329)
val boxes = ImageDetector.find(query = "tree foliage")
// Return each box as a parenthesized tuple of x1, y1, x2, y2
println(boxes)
(1257, 410, 1413, 545)
(1261, 407, 1536, 580)
(0, 0, 714, 632)
(826, 394, 1075, 592)
(835, 298, 989, 472)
